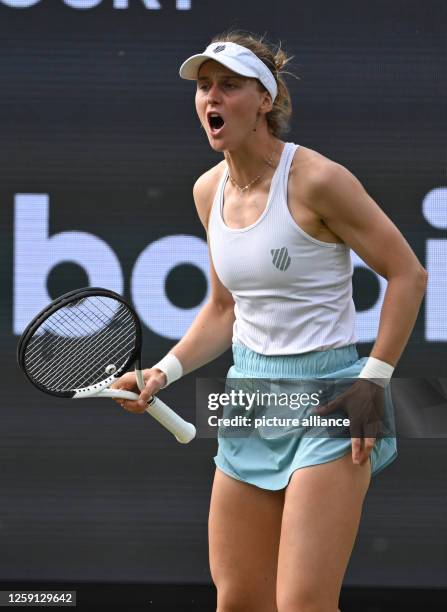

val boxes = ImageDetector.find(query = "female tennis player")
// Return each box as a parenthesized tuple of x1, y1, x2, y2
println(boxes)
(112, 31, 427, 612)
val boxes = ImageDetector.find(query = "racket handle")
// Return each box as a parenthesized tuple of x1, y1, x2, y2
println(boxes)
(145, 395, 196, 444)
(134, 367, 195, 443)
(98, 389, 196, 444)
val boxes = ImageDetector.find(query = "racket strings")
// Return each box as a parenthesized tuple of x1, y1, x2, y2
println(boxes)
(24, 296, 138, 392)
(28, 296, 123, 355)
(42, 323, 136, 391)
(25, 299, 127, 374)
(36, 321, 135, 390)
(27, 306, 132, 377)
(26, 298, 133, 379)
(26, 307, 135, 390)
(54, 296, 121, 336)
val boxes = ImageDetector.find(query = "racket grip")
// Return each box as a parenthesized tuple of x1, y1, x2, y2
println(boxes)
(98, 389, 196, 444)
(145, 395, 196, 444)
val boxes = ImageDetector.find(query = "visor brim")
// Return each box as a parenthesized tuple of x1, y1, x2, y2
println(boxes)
(179, 53, 258, 80)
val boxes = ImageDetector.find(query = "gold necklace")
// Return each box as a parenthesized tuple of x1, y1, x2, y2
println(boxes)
(228, 144, 279, 194)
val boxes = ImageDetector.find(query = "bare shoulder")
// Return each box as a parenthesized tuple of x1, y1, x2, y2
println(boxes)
(289, 145, 349, 200)
(291, 146, 380, 231)
(193, 160, 226, 231)
(286, 146, 353, 244)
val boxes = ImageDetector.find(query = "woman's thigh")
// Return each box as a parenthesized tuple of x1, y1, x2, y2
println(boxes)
(276, 452, 371, 612)
(209, 468, 285, 612)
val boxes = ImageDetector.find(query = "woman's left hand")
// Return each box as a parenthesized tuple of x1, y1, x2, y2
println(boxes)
(313, 379, 385, 466)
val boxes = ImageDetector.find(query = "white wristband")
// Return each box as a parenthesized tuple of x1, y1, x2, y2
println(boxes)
(152, 353, 183, 388)
(358, 357, 394, 388)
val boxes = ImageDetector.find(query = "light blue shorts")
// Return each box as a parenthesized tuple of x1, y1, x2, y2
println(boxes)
(214, 343, 398, 490)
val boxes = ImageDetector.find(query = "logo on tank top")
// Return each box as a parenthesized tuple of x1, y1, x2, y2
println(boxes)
(270, 247, 291, 271)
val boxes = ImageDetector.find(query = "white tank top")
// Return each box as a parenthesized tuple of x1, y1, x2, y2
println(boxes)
(208, 142, 357, 355)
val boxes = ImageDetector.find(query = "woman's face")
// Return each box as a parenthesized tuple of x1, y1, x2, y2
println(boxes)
(195, 59, 266, 151)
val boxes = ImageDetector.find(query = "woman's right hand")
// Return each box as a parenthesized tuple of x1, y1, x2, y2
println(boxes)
(110, 368, 167, 414)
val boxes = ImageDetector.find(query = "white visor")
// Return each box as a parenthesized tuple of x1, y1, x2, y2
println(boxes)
(179, 41, 278, 103)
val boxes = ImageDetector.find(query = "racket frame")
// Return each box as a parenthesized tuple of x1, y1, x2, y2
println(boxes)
(17, 287, 142, 399)
(17, 287, 196, 443)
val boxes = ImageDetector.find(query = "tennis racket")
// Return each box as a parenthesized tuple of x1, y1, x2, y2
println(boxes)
(17, 287, 196, 444)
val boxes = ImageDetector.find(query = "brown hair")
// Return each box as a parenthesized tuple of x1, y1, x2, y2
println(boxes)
(210, 30, 298, 137)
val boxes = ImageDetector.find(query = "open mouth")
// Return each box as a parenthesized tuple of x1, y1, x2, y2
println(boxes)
(207, 113, 225, 132)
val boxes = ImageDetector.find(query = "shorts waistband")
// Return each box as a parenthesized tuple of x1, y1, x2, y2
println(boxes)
(232, 343, 359, 378)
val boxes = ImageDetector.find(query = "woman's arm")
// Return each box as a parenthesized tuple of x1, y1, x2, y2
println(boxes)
(166, 165, 235, 374)
(112, 167, 235, 411)
(147, 167, 235, 380)
(165, 255, 235, 376)
(367, 274, 426, 367)
(113, 258, 234, 411)
(302, 159, 428, 367)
